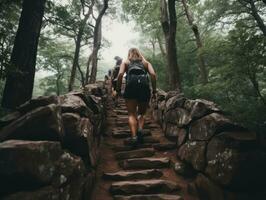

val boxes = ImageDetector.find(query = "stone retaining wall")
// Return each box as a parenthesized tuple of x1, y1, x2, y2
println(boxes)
(0, 82, 107, 200)
(151, 90, 266, 199)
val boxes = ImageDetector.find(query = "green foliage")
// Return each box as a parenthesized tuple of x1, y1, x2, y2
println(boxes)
(34, 36, 73, 96)
(145, 54, 168, 90)
(184, 19, 266, 133)
(48, 0, 93, 41)
(0, 0, 21, 79)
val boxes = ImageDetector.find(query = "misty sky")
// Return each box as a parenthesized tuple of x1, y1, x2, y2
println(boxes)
(100, 17, 140, 67)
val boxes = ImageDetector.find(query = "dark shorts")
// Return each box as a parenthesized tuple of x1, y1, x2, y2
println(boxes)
(123, 83, 151, 103)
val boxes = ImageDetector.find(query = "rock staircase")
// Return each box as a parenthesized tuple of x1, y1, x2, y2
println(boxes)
(91, 96, 190, 200)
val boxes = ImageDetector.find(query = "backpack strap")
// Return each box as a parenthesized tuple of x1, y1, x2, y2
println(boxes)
(127, 60, 147, 74)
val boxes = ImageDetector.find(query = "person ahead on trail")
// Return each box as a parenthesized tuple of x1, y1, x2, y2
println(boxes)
(111, 56, 122, 91)
(116, 48, 157, 145)
(111, 56, 122, 105)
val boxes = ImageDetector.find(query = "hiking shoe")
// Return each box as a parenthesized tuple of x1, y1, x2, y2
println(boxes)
(128, 136, 138, 146)
(137, 129, 144, 144)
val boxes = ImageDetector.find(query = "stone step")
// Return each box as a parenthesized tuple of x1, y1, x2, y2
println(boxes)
(112, 130, 151, 139)
(145, 124, 161, 129)
(115, 105, 126, 108)
(153, 143, 176, 151)
(124, 137, 160, 146)
(115, 148, 155, 160)
(114, 194, 183, 200)
(116, 115, 128, 119)
(116, 122, 130, 126)
(117, 106, 127, 109)
(103, 169, 163, 181)
(116, 119, 152, 123)
(112, 144, 153, 152)
(112, 129, 151, 138)
(110, 180, 180, 195)
(119, 157, 170, 169)
(114, 110, 128, 115)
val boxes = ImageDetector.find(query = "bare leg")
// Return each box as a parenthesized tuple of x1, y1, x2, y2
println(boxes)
(137, 102, 149, 130)
(125, 99, 138, 137)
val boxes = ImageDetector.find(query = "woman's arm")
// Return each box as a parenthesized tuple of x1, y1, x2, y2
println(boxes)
(116, 61, 126, 93)
(146, 61, 157, 94)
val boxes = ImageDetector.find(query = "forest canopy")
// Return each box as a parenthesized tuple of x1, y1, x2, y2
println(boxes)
(0, 0, 265, 133)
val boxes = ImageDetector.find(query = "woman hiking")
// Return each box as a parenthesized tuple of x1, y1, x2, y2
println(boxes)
(116, 48, 157, 145)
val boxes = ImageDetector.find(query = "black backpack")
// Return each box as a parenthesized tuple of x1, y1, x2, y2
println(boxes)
(126, 60, 149, 87)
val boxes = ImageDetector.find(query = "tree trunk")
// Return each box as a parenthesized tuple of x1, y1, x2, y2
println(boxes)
(68, 12, 90, 91)
(85, 53, 93, 84)
(89, 21, 102, 84)
(0, 42, 4, 79)
(160, 0, 181, 92)
(181, 0, 208, 84)
(156, 34, 166, 58)
(150, 39, 156, 59)
(77, 63, 85, 87)
(249, 0, 266, 36)
(56, 74, 61, 96)
(68, 32, 82, 91)
(1, 0, 46, 109)
(87, 0, 108, 84)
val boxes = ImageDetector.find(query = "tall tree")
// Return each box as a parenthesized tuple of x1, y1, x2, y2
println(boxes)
(68, 2, 94, 90)
(2, 0, 46, 109)
(46, 1, 94, 91)
(160, 0, 181, 91)
(87, 0, 109, 84)
(181, 0, 208, 84)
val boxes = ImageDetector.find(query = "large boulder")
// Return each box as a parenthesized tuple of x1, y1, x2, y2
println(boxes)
(190, 173, 230, 200)
(59, 94, 93, 117)
(177, 128, 187, 147)
(189, 113, 243, 141)
(62, 113, 88, 157)
(165, 91, 183, 101)
(62, 113, 81, 138)
(164, 123, 186, 142)
(157, 100, 166, 124)
(156, 89, 167, 101)
(0, 104, 63, 142)
(0, 140, 89, 199)
(17, 95, 59, 114)
(83, 118, 100, 168)
(178, 141, 207, 171)
(60, 94, 105, 135)
(62, 114, 99, 168)
(84, 84, 104, 97)
(0, 112, 21, 129)
(69, 90, 103, 114)
(2, 186, 60, 200)
(165, 95, 186, 112)
(164, 108, 191, 127)
(152, 109, 160, 124)
(184, 99, 221, 120)
(205, 131, 266, 189)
